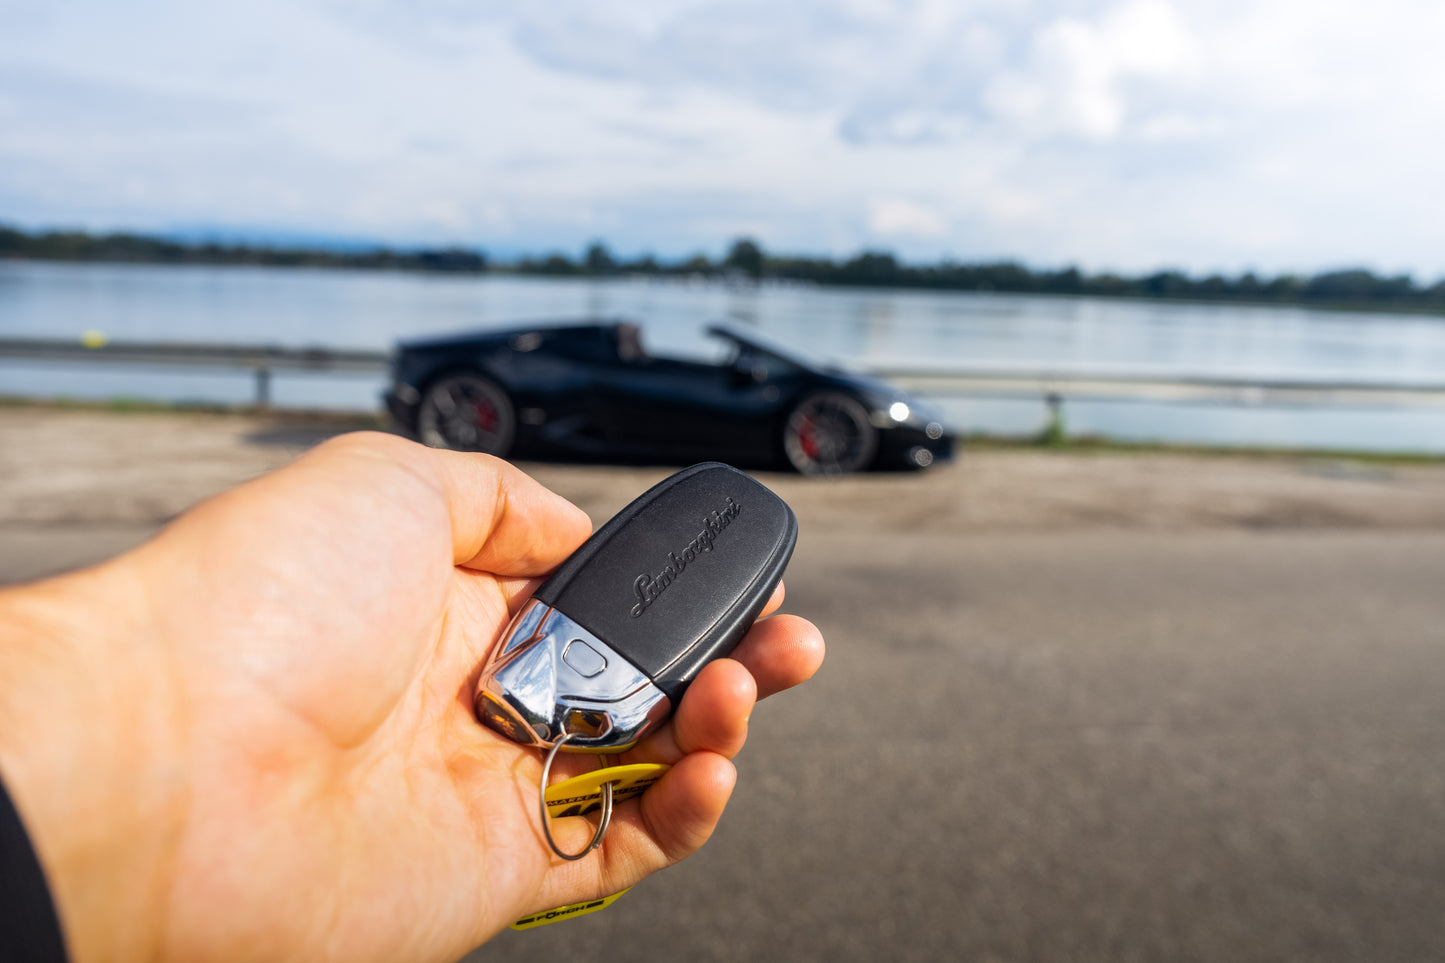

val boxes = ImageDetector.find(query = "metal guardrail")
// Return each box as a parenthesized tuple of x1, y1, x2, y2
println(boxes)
(3, 336, 1445, 411)
(874, 367, 1445, 408)
(0, 337, 390, 407)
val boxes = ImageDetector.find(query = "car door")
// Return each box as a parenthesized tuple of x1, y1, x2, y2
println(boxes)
(597, 347, 785, 461)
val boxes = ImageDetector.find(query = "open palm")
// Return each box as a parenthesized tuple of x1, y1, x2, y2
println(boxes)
(107, 433, 824, 962)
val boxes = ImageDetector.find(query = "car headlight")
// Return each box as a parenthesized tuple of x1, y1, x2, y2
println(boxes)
(883, 397, 930, 428)
(869, 393, 941, 432)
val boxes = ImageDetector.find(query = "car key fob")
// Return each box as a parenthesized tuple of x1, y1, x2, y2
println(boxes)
(475, 462, 797, 753)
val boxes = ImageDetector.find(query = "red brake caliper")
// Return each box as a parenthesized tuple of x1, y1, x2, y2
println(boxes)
(799, 416, 819, 459)
(475, 401, 498, 433)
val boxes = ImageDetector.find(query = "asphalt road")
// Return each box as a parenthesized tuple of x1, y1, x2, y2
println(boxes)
(3, 410, 1443, 962)
(474, 528, 1445, 963)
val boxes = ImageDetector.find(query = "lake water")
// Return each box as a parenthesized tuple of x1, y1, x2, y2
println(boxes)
(3, 260, 1445, 454)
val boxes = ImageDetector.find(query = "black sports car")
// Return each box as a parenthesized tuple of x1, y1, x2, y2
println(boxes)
(384, 321, 953, 474)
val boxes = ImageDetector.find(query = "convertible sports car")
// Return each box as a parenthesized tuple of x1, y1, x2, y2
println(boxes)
(384, 321, 953, 474)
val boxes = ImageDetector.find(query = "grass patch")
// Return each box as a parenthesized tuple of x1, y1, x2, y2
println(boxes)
(960, 432, 1445, 465)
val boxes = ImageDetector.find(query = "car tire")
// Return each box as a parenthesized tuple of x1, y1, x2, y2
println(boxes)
(782, 392, 878, 475)
(416, 371, 517, 456)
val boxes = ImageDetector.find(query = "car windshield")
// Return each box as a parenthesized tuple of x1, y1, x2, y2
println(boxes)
(707, 325, 831, 373)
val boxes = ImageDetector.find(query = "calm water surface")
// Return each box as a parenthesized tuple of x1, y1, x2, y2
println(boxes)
(3, 261, 1444, 453)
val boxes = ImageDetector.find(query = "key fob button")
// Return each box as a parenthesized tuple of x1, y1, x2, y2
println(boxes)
(562, 639, 607, 678)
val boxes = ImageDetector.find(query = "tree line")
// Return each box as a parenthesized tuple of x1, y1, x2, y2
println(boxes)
(0, 225, 488, 273)
(3, 224, 1443, 313)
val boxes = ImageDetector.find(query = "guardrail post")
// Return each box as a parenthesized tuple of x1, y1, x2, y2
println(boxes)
(1042, 392, 1066, 445)
(255, 367, 272, 409)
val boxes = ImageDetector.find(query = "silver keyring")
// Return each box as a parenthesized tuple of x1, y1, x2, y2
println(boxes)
(539, 731, 614, 861)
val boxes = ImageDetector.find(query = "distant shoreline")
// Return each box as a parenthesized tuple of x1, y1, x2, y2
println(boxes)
(4, 224, 1443, 318)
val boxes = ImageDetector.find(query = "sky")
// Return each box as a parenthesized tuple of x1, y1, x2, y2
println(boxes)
(1, 0, 1443, 276)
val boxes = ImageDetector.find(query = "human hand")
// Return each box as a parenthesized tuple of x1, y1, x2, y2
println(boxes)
(0, 432, 824, 962)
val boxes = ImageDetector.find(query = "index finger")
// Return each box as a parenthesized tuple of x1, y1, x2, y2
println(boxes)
(425, 448, 593, 576)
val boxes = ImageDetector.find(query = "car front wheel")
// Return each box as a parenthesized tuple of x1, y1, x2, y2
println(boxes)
(782, 392, 878, 475)
(416, 372, 516, 456)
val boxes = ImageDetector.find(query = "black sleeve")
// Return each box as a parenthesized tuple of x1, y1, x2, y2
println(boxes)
(0, 772, 68, 963)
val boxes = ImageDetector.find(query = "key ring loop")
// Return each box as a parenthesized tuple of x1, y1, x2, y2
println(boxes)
(539, 731, 614, 861)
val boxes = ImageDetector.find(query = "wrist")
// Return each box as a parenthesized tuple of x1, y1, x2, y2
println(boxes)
(0, 557, 188, 963)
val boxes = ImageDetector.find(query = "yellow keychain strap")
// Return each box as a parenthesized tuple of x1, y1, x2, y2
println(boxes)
(543, 763, 670, 818)
(512, 890, 632, 930)
(510, 759, 671, 930)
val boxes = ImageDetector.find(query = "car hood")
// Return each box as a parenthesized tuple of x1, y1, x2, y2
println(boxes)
(397, 328, 515, 352)
(824, 366, 886, 391)
(822, 366, 908, 401)
(822, 366, 943, 421)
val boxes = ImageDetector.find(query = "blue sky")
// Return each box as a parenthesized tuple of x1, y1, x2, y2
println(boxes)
(2, 0, 1442, 276)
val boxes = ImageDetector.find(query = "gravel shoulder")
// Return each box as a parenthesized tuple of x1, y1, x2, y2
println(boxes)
(4, 406, 1445, 535)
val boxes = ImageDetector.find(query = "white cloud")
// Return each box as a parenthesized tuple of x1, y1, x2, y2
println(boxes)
(868, 199, 949, 239)
(984, 0, 1195, 140)
(1104, 0, 1194, 75)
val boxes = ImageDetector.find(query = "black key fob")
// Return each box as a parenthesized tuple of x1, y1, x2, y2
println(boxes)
(475, 462, 798, 752)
